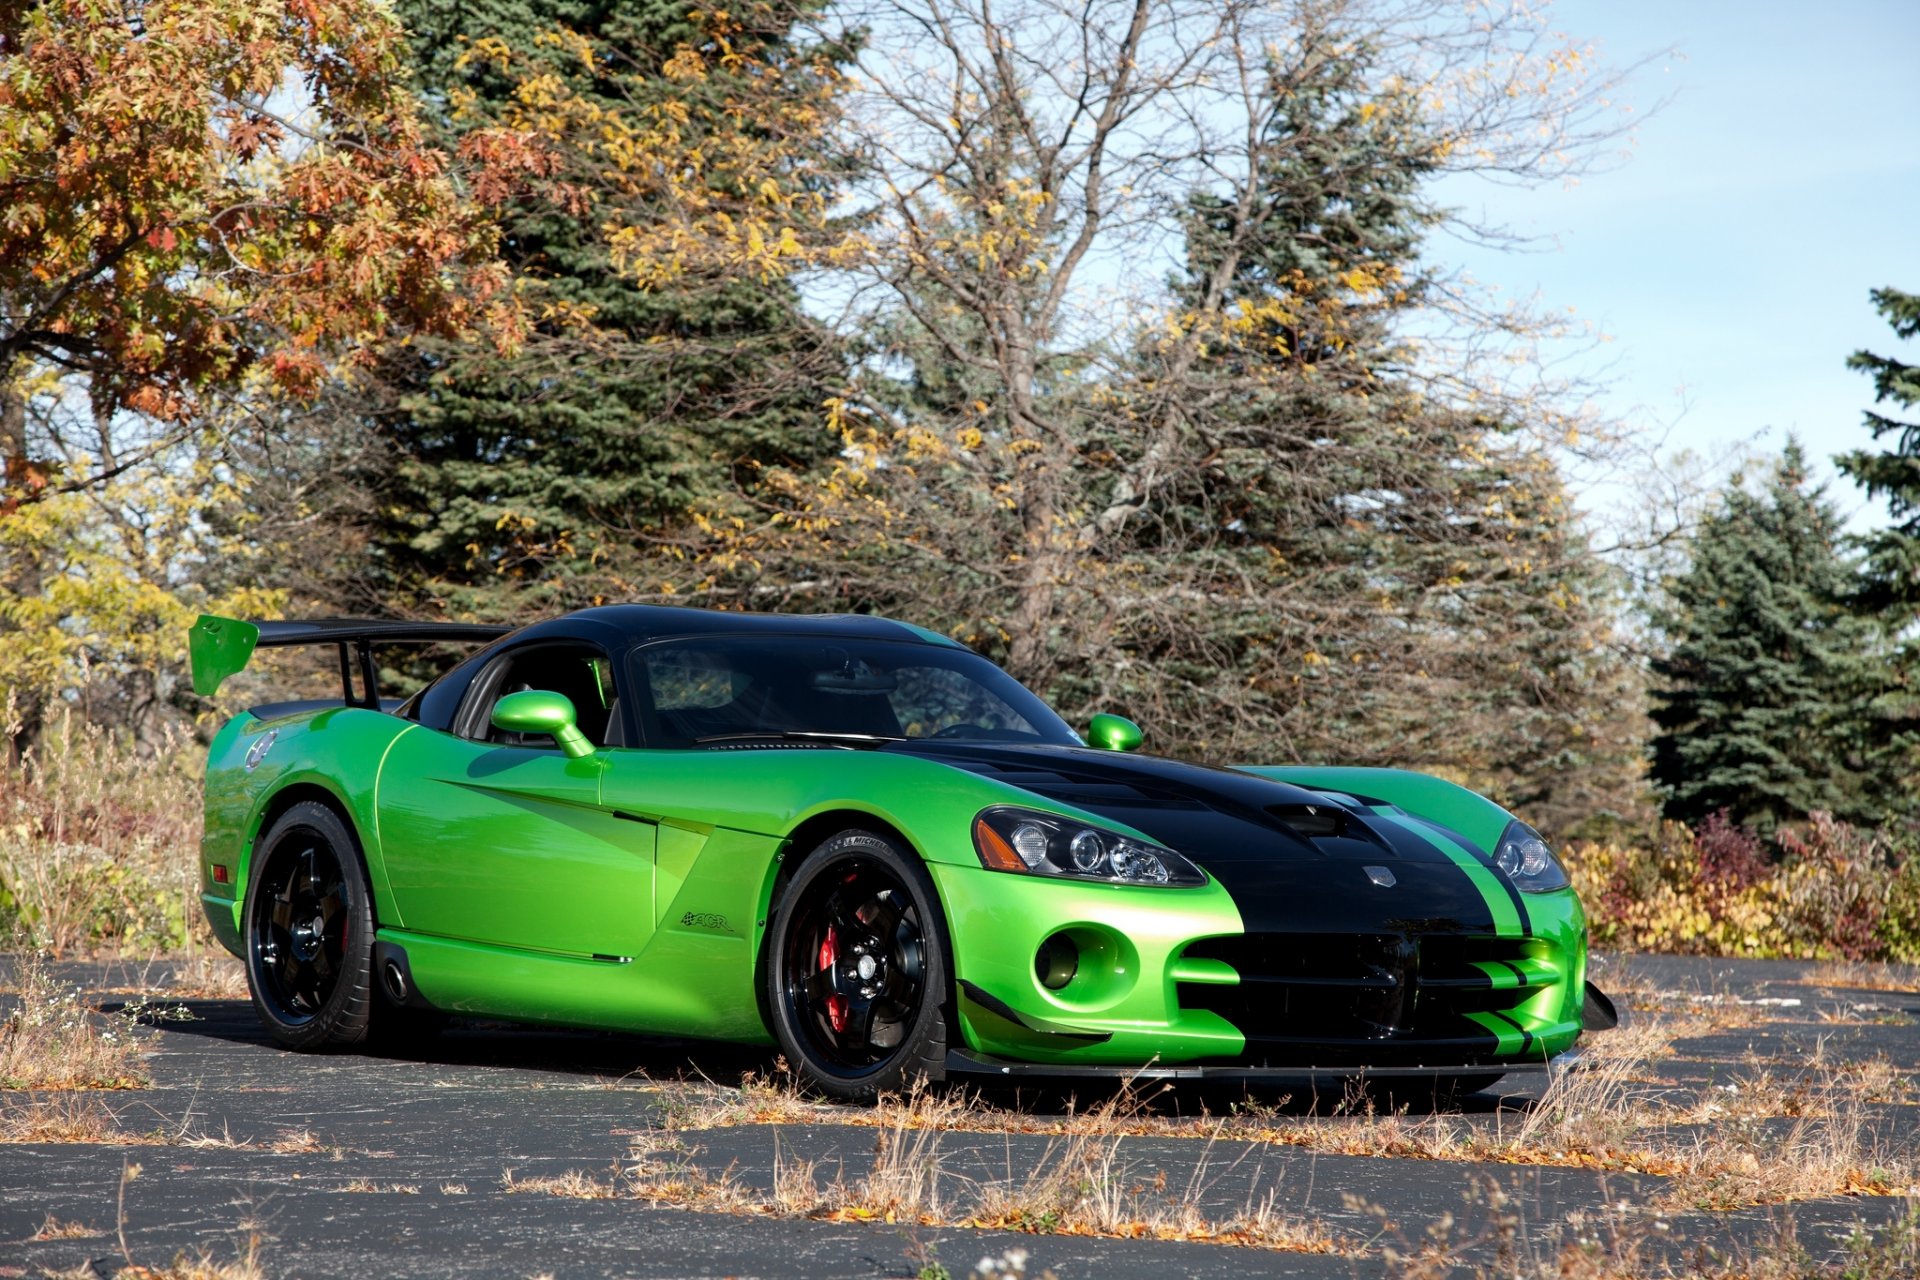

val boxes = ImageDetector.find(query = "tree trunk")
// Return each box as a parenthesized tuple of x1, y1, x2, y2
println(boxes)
(1, 376, 47, 760)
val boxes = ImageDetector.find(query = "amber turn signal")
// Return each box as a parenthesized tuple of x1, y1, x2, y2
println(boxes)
(973, 817, 1026, 872)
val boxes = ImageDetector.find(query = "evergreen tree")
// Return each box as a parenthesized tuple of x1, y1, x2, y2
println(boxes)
(362, 0, 849, 612)
(1650, 442, 1902, 831)
(1836, 286, 1920, 613)
(1129, 32, 1644, 829)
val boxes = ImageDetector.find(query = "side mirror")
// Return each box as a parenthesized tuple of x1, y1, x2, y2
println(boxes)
(1087, 713, 1143, 752)
(491, 689, 594, 759)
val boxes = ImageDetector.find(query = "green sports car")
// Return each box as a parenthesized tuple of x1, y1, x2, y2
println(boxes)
(189, 606, 1613, 1100)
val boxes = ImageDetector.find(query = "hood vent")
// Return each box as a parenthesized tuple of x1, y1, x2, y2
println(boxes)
(1268, 803, 1348, 839)
(1267, 801, 1400, 857)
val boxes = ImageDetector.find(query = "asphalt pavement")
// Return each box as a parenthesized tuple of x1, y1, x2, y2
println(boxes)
(2, 953, 1917, 1278)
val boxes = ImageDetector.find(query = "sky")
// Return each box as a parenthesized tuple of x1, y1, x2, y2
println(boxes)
(1432, 0, 1920, 531)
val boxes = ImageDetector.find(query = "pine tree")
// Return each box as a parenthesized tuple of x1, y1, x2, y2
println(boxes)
(1835, 286, 1920, 613)
(361, 0, 849, 612)
(1129, 32, 1644, 828)
(1650, 441, 1902, 831)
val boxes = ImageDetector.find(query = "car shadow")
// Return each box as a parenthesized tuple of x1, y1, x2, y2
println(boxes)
(115, 996, 1540, 1119)
(111, 996, 778, 1084)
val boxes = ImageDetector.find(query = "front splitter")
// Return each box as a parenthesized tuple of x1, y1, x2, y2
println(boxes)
(944, 1048, 1582, 1082)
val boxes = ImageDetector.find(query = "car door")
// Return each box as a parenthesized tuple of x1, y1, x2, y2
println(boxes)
(375, 639, 656, 960)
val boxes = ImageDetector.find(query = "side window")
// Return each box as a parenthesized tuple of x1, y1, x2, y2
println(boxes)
(457, 643, 621, 748)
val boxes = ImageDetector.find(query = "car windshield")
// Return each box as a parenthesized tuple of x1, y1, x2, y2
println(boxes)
(630, 636, 1079, 749)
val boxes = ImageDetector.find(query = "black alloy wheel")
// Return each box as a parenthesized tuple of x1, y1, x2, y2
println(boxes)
(767, 831, 949, 1100)
(244, 801, 375, 1050)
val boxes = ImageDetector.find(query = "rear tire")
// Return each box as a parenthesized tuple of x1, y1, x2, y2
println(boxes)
(243, 801, 375, 1051)
(765, 830, 950, 1102)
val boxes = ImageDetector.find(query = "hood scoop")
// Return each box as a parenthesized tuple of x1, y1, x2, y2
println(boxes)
(1267, 802, 1398, 858)
(1267, 803, 1348, 838)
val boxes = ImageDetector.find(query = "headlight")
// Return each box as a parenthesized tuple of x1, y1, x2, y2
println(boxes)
(971, 807, 1206, 887)
(1491, 820, 1570, 893)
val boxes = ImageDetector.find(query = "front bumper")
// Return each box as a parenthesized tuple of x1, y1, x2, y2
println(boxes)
(931, 861, 1591, 1069)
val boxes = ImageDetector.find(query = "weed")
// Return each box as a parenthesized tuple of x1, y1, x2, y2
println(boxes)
(29, 1214, 101, 1240)
(0, 947, 149, 1088)
(517, 1081, 1353, 1254)
(0, 704, 206, 956)
(1807, 959, 1920, 994)
(0, 1092, 131, 1143)
(162, 952, 248, 1000)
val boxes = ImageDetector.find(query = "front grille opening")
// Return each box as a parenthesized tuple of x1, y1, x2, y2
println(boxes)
(1177, 932, 1559, 1066)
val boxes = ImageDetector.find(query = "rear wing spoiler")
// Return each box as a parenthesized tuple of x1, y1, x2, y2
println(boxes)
(189, 614, 513, 708)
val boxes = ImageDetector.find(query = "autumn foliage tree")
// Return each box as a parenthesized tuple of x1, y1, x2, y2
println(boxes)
(0, 0, 547, 740)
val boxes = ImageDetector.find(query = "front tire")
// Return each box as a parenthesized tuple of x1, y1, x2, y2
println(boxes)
(243, 801, 375, 1051)
(765, 830, 950, 1102)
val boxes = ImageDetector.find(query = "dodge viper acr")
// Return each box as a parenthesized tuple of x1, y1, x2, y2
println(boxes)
(189, 605, 1616, 1100)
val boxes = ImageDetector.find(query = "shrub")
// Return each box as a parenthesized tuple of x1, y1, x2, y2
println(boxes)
(1564, 810, 1920, 963)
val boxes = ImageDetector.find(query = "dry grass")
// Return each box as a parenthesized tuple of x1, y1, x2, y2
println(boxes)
(502, 1167, 627, 1200)
(1807, 959, 1920, 994)
(2, 1092, 130, 1143)
(41, 1246, 268, 1280)
(162, 952, 249, 1000)
(1, 704, 207, 957)
(30, 1214, 103, 1240)
(0, 949, 150, 1089)
(1364, 1181, 1920, 1279)
(508, 1083, 1351, 1255)
(653, 1004, 1915, 1211)
(31, 1162, 272, 1280)
(263, 1128, 320, 1154)
(106, 1244, 269, 1280)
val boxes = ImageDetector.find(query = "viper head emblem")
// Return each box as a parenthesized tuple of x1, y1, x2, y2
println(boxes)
(1363, 865, 1396, 888)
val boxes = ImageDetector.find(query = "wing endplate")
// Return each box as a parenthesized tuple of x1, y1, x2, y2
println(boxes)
(189, 614, 262, 697)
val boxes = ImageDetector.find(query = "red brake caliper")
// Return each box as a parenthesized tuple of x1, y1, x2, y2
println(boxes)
(819, 927, 849, 1033)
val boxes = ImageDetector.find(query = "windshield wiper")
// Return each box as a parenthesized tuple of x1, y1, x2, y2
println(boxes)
(688, 731, 903, 748)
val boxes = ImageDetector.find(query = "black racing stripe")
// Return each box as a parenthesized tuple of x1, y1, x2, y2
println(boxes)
(1201, 856, 1500, 935)
(1505, 880, 1533, 934)
(1498, 960, 1529, 986)
(1488, 1010, 1535, 1056)
(1407, 815, 1534, 935)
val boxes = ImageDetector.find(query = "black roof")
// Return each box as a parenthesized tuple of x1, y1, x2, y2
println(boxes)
(527, 604, 963, 651)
